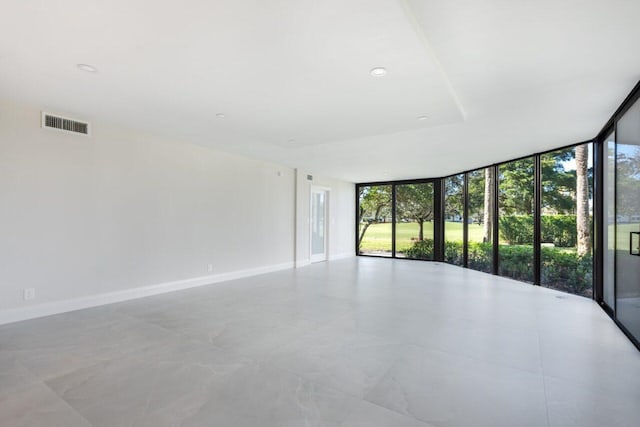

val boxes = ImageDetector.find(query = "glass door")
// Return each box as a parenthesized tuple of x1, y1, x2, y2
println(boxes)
(615, 97, 640, 341)
(310, 188, 328, 262)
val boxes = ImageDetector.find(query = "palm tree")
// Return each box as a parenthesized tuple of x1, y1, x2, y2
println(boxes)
(575, 144, 590, 256)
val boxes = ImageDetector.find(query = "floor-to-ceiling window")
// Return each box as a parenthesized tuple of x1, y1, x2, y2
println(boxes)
(603, 132, 616, 309)
(540, 144, 593, 297)
(444, 174, 464, 266)
(498, 158, 535, 283)
(357, 184, 392, 256)
(396, 182, 435, 260)
(465, 168, 494, 274)
(354, 80, 640, 351)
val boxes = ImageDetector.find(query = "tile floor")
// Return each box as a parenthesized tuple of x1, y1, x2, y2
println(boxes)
(1, 257, 639, 426)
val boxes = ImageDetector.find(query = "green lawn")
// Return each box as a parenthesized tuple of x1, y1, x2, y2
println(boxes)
(359, 221, 609, 254)
(359, 222, 486, 253)
(447, 222, 486, 242)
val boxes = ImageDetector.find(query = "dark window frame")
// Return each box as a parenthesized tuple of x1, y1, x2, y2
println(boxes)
(356, 141, 594, 277)
(594, 80, 640, 351)
(356, 179, 440, 260)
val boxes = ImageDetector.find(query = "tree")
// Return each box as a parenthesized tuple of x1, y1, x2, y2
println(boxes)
(541, 148, 575, 214)
(396, 183, 434, 241)
(466, 169, 485, 225)
(444, 175, 464, 220)
(575, 144, 591, 256)
(498, 159, 534, 215)
(483, 167, 494, 243)
(358, 185, 391, 249)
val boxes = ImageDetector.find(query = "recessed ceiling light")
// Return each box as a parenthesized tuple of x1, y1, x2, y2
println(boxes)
(215, 113, 225, 118)
(417, 115, 429, 121)
(369, 67, 387, 77)
(287, 139, 296, 144)
(77, 64, 98, 73)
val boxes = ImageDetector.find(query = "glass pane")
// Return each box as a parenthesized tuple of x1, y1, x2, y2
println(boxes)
(498, 158, 534, 283)
(311, 191, 325, 255)
(444, 174, 464, 266)
(603, 133, 615, 307)
(616, 98, 640, 340)
(467, 168, 494, 273)
(540, 144, 593, 297)
(358, 185, 392, 256)
(396, 183, 434, 259)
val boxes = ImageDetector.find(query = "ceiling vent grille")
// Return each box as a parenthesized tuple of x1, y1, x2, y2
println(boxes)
(41, 112, 90, 136)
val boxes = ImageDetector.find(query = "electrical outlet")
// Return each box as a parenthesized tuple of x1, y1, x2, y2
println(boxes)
(23, 288, 35, 301)
(207, 264, 213, 273)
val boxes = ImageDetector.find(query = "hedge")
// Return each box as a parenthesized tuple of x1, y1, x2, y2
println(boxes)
(541, 215, 578, 247)
(498, 245, 534, 282)
(499, 215, 581, 247)
(499, 214, 595, 248)
(444, 241, 464, 266)
(499, 216, 534, 245)
(541, 248, 592, 296)
(404, 239, 592, 296)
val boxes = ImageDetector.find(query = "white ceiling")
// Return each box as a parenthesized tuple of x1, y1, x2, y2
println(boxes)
(1, 0, 639, 182)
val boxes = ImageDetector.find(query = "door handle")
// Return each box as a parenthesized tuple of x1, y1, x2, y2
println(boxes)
(630, 232, 640, 256)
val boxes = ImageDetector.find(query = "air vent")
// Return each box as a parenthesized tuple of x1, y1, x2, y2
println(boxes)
(41, 112, 90, 136)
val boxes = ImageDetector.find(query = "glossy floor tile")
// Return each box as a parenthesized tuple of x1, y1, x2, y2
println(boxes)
(267, 322, 403, 397)
(1, 257, 639, 426)
(339, 401, 435, 427)
(0, 382, 91, 427)
(365, 345, 548, 427)
(544, 375, 640, 427)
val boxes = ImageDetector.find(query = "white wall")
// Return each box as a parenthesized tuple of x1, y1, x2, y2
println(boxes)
(0, 100, 303, 319)
(295, 169, 355, 266)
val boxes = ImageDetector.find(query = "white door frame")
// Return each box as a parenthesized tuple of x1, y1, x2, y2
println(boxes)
(310, 186, 330, 263)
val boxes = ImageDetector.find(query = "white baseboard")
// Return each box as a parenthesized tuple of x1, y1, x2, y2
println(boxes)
(295, 259, 311, 268)
(296, 252, 353, 268)
(0, 261, 294, 326)
(330, 252, 355, 260)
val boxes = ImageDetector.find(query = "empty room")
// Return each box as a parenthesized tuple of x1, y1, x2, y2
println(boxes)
(2, 1, 640, 426)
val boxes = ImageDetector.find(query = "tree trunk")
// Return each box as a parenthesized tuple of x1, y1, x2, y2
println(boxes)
(358, 223, 370, 249)
(483, 167, 495, 243)
(576, 144, 591, 257)
(418, 220, 424, 241)
(358, 205, 384, 250)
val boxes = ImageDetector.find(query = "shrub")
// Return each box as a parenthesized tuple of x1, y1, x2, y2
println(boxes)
(405, 239, 434, 260)
(541, 248, 592, 296)
(467, 241, 493, 273)
(444, 240, 464, 265)
(498, 245, 535, 282)
(408, 240, 491, 268)
(407, 238, 592, 298)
